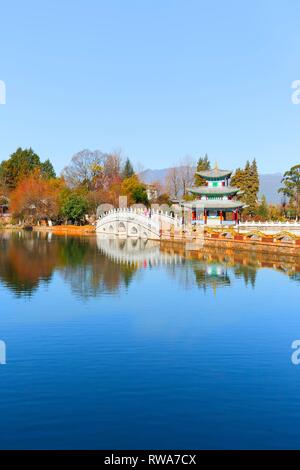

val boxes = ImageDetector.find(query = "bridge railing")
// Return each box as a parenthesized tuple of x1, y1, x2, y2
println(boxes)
(98, 207, 183, 227)
(237, 220, 300, 235)
(239, 220, 300, 227)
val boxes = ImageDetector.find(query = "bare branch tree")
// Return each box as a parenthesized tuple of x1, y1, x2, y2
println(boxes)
(178, 156, 196, 196)
(62, 149, 106, 190)
(166, 166, 181, 198)
(104, 151, 122, 182)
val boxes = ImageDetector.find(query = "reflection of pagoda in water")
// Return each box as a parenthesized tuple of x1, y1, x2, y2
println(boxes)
(96, 235, 182, 267)
(194, 263, 231, 292)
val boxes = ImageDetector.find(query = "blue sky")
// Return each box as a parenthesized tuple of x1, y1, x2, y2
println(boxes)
(1, 0, 300, 174)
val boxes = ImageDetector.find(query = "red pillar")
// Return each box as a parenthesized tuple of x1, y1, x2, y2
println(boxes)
(233, 210, 238, 224)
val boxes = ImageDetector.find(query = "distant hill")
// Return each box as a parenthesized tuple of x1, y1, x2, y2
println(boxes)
(140, 168, 170, 185)
(259, 173, 283, 204)
(140, 168, 283, 204)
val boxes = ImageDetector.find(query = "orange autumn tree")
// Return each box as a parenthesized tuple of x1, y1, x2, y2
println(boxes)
(10, 170, 63, 223)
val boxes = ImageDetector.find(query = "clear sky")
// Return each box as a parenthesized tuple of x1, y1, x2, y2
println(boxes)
(1, 0, 300, 174)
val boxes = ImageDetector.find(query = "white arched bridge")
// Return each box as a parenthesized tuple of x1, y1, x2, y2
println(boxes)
(96, 208, 183, 240)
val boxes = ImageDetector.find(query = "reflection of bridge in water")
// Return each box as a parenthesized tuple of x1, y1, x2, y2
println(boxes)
(96, 235, 183, 267)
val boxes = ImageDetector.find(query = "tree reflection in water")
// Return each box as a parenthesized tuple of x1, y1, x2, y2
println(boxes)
(0, 231, 56, 296)
(0, 231, 139, 298)
(0, 231, 299, 298)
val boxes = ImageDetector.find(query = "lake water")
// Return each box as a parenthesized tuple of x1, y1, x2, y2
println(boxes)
(0, 231, 300, 449)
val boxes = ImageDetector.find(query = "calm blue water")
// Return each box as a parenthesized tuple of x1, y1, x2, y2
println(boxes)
(0, 231, 300, 449)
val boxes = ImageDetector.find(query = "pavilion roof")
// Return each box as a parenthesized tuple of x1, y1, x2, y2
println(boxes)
(196, 168, 232, 179)
(196, 162, 232, 179)
(181, 200, 246, 210)
(187, 186, 241, 195)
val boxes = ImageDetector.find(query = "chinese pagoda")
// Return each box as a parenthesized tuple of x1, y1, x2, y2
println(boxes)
(181, 163, 246, 225)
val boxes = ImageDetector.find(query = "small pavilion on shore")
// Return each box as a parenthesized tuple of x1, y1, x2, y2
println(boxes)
(181, 163, 246, 225)
(0, 196, 9, 217)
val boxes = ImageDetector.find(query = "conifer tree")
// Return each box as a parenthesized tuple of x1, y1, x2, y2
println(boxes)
(251, 159, 259, 196)
(41, 159, 56, 179)
(257, 195, 269, 220)
(122, 158, 135, 179)
(231, 159, 259, 217)
(231, 168, 244, 189)
(194, 154, 210, 186)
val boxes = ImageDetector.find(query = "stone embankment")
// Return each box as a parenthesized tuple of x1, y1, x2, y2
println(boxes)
(162, 226, 300, 256)
(2, 221, 300, 254)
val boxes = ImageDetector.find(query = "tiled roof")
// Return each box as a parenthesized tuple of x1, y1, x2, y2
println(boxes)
(182, 200, 246, 210)
(188, 186, 240, 195)
(196, 168, 232, 179)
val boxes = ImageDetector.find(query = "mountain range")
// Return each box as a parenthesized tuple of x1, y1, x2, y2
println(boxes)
(140, 168, 283, 204)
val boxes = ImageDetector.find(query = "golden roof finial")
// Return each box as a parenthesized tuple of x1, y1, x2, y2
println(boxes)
(214, 161, 218, 170)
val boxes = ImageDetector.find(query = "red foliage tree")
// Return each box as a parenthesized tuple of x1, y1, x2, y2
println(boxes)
(10, 170, 63, 223)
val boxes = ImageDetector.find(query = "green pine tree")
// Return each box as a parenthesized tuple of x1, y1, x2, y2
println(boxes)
(194, 154, 210, 186)
(122, 158, 135, 179)
(251, 158, 259, 196)
(231, 168, 244, 190)
(257, 195, 269, 220)
(246, 159, 259, 215)
(41, 159, 56, 179)
(231, 159, 259, 217)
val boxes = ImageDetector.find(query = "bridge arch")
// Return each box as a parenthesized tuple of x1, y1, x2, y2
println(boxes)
(96, 208, 183, 240)
(130, 226, 138, 236)
(118, 222, 126, 233)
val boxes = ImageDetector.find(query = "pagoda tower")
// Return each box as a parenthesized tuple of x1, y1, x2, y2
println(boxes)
(182, 163, 246, 225)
